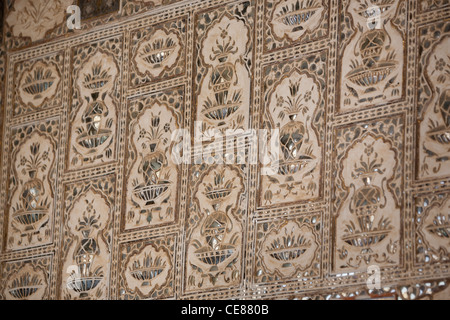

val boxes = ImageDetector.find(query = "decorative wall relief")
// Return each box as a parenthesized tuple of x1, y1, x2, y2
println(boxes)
(124, 88, 184, 231)
(193, 3, 254, 137)
(13, 53, 63, 117)
(118, 235, 176, 300)
(333, 116, 404, 272)
(4, 119, 60, 252)
(5, 0, 73, 43)
(253, 213, 322, 285)
(185, 165, 247, 294)
(338, 0, 406, 113)
(265, 0, 330, 53)
(1, 256, 52, 300)
(415, 192, 450, 265)
(67, 38, 122, 171)
(259, 51, 327, 208)
(59, 175, 115, 300)
(130, 18, 186, 88)
(417, 21, 450, 180)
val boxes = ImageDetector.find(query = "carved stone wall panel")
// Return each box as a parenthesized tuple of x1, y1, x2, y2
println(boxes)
(0, 0, 449, 301)
(415, 191, 450, 265)
(0, 255, 53, 300)
(259, 50, 327, 208)
(264, 0, 330, 53)
(193, 1, 255, 137)
(58, 174, 116, 300)
(12, 52, 64, 118)
(67, 37, 123, 172)
(4, 0, 74, 49)
(129, 17, 187, 89)
(118, 234, 176, 300)
(416, 20, 450, 181)
(253, 212, 322, 285)
(2, 118, 61, 253)
(183, 164, 249, 296)
(123, 87, 184, 232)
(338, 0, 407, 114)
(332, 115, 405, 273)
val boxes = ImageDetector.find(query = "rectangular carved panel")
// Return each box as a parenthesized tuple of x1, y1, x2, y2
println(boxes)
(3, 118, 61, 252)
(259, 50, 327, 208)
(58, 174, 116, 300)
(332, 115, 405, 273)
(123, 87, 185, 231)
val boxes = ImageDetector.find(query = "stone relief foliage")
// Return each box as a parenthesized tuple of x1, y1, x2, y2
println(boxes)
(333, 117, 404, 272)
(130, 18, 186, 88)
(194, 2, 254, 137)
(265, 0, 329, 52)
(5, 119, 60, 252)
(185, 165, 247, 293)
(415, 192, 450, 265)
(260, 52, 327, 207)
(417, 21, 450, 180)
(1, 256, 52, 300)
(339, 0, 406, 113)
(119, 235, 176, 300)
(14, 53, 63, 117)
(124, 88, 184, 230)
(254, 214, 321, 284)
(5, 0, 73, 43)
(60, 175, 115, 300)
(68, 38, 122, 170)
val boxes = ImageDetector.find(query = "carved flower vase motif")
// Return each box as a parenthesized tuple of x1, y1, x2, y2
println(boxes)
(9, 133, 55, 249)
(135, 29, 181, 78)
(198, 15, 251, 135)
(261, 70, 321, 206)
(126, 101, 179, 229)
(186, 167, 244, 291)
(261, 220, 319, 278)
(4, 263, 47, 300)
(336, 134, 400, 271)
(420, 36, 450, 178)
(340, 0, 404, 111)
(62, 190, 110, 300)
(71, 51, 118, 168)
(271, 0, 325, 42)
(19, 61, 60, 109)
(125, 244, 171, 296)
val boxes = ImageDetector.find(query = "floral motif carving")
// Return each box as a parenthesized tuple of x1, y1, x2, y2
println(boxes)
(5, 0, 73, 42)
(339, 0, 405, 113)
(254, 215, 321, 284)
(119, 235, 175, 300)
(417, 23, 450, 180)
(185, 166, 246, 293)
(260, 52, 327, 207)
(124, 89, 183, 231)
(68, 41, 122, 170)
(130, 18, 186, 87)
(264, 0, 329, 52)
(1, 257, 51, 300)
(60, 176, 115, 300)
(5, 121, 59, 252)
(415, 193, 450, 264)
(13, 53, 63, 117)
(335, 133, 401, 271)
(194, 4, 254, 137)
